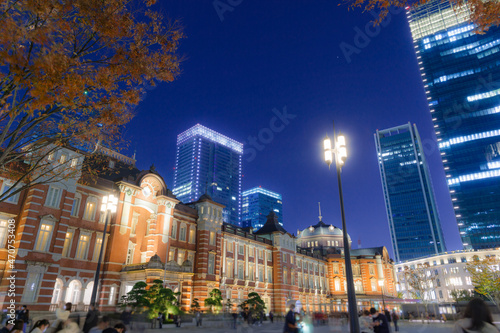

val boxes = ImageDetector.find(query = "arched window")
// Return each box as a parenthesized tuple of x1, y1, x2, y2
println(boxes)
(51, 279, 63, 304)
(65, 280, 82, 304)
(84, 282, 94, 305)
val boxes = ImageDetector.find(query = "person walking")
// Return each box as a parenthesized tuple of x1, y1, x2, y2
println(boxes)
(370, 308, 390, 333)
(29, 320, 50, 333)
(17, 306, 29, 333)
(453, 298, 500, 333)
(269, 311, 274, 323)
(83, 304, 100, 333)
(391, 311, 399, 332)
(284, 303, 297, 333)
(359, 310, 372, 333)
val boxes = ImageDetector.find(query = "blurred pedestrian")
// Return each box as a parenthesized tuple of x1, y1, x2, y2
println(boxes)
(83, 304, 99, 333)
(88, 316, 110, 333)
(17, 307, 29, 333)
(0, 322, 14, 333)
(391, 311, 399, 332)
(370, 308, 389, 333)
(284, 303, 297, 333)
(29, 320, 50, 333)
(453, 298, 500, 333)
(269, 311, 274, 323)
(359, 310, 372, 333)
(11, 321, 24, 333)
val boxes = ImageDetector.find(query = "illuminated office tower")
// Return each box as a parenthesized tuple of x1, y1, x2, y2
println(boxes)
(242, 187, 283, 230)
(173, 124, 243, 226)
(375, 123, 446, 262)
(408, 0, 500, 249)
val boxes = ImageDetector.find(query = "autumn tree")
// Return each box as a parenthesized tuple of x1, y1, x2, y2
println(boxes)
(344, 0, 500, 33)
(0, 0, 183, 202)
(466, 255, 500, 311)
(402, 263, 437, 318)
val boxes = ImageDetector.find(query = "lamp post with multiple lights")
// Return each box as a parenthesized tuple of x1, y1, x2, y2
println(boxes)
(323, 123, 360, 333)
(90, 194, 118, 307)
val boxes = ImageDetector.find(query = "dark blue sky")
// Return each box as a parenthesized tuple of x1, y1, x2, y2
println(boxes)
(126, 0, 462, 257)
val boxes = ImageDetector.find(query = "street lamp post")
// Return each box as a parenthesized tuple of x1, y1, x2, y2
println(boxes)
(90, 194, 118, 307)
(378, 280, 386, 311)
(323, 122, 360, 333)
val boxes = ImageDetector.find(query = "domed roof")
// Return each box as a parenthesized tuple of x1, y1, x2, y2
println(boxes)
(297, 219, 351, 241)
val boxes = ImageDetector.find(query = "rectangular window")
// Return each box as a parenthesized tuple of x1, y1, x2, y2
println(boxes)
(335, 278, 341, 291)
(259, 267, 264, 282)
(71, 197, 80, 217)
(93, 235, 103, 261)
(227, 261, 234, 278)
(267, 268, 273, 283)
(169, 249, 175, 262)
(259, 250, 263, 259)
(171, 222, 177, 239)
(131, 215, 139, 234)
(177, 250, 185, 266)
(21, 272, 41, 302)
(189, 228, 196, 243)
(227, 242, 233, 252)
(2, 184, 20, 204)
(209, 231, 216, 246)
(108, 286, 116, 305)
(83, 198, 97, 220)
(249, 265, 254, 281)
(62, 230, 74, 257)
(46, 187, 61, 208)
(283, 253, 287, 263)
(369, 265, 375, 275)
(76, 234, 90, 259)
(333, 264, 339, 274)
(0, 220, 8, 248)
(239, 245, 244, 255)
(238, 263, 244, 279)
(371, 279, 377, 291)
(179, 226, 186, 241)
(208, 253, 215, 274)
(35, 223, 52, 252)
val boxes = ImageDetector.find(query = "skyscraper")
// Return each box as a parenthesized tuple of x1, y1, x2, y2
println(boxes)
(242, 186, 283, 230)
(173, 124, 243, 226)
(375, 123, 446, 262)
(408, 0, 500, 249)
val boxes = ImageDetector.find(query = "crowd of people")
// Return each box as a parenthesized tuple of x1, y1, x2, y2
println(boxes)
(1, 303, 129, 333)
(281, 298, 500, 333)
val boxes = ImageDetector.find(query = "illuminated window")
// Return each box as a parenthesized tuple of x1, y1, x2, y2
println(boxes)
(108, 286, 116, 305)
(209, 231, 216, 246)
(179, 225, 187, 241)
(0, 220, 8, 248)
(208, 253, 215, 274)
(62, 230, 74, 257)
(35, 223, 53, 252)
(76, 233, 90, 259)
(93, 235, 103, 261)
(83, 197, 97, 221)
(189, 228, 196, 243)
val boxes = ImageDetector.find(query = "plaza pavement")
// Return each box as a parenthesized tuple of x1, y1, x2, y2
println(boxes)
(129, 320, 459, 333)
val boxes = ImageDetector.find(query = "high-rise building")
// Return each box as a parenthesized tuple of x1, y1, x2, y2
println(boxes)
(407, 1, 500, 249)
(375, 123, 446, 262)
(242, 186, 283, 230)
(173, 124, 243, 226)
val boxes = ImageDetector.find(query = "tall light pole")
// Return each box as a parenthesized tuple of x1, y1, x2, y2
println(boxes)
(90, 194, 117, 307)
(323, 122, 360, 333)
(378, 280, 386, 311)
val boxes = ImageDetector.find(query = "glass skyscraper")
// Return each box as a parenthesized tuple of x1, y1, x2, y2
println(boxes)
(375, 123, 446, 262)
(173, 124, 243, 226)
(242, 186, 283, 230)
(408, 0, 500, 249)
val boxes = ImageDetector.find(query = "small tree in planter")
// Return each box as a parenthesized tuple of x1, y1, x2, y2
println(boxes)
(205, 289, 223, 313)
(191, 298, 201, 313)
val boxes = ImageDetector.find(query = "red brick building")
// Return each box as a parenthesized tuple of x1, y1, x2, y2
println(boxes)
(0, 149, 396, 313)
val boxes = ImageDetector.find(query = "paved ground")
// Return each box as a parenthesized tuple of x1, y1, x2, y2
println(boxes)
(129, 320, 458, 333)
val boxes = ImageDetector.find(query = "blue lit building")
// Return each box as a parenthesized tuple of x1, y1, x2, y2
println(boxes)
(242, 187, 283, 230)
(408, 0, 500, 249)
(375, 123, 446, 262)
(173, 124, 243, 226)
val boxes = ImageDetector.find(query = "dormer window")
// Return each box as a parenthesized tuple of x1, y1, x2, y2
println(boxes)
(109, 160, 115, 169)
(59, 153, 68, 164)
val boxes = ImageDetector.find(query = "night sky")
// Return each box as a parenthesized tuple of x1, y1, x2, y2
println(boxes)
(125, 0, 462, 257)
